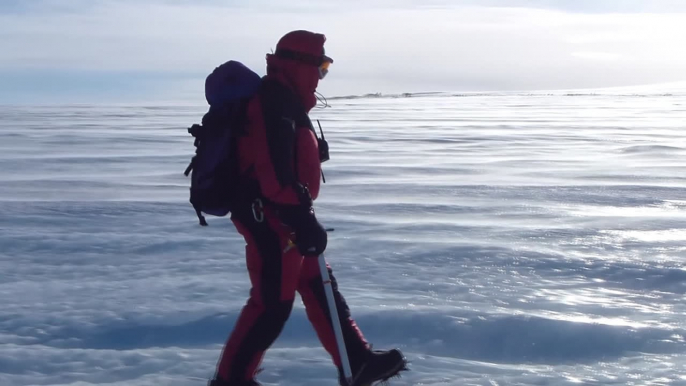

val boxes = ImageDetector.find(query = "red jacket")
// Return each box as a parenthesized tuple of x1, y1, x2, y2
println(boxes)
(238, 31, 326, 208)
(237, 31, 326, 207)
(238, 76, 322, 206)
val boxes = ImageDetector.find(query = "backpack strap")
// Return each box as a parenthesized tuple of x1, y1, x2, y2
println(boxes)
(184, 159, 194, 177)
(194, 205, 208, 226)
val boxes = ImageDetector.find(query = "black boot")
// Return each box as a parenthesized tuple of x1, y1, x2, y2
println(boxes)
(339, 348, 408, 386)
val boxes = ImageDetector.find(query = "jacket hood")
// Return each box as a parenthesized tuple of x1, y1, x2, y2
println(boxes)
(266, 30, 328, 111)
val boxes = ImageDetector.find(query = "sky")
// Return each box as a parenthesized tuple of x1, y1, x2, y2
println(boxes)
(1, 0, 686, 104)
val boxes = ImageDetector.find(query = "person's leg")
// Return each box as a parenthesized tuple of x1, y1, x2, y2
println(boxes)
(213, 212, 303, 384)
(298, 257, 408, 386)
(297, 257, 370, 371)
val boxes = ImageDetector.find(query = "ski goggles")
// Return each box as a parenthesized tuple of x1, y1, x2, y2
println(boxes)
(319, 56, 332, 79)
(275, 48, 334, 79)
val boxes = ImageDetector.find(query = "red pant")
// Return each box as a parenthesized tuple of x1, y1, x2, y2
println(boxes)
(214, 204, 370, 383)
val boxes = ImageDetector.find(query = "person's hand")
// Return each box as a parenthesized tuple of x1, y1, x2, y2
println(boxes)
(278, 205, 327, 256)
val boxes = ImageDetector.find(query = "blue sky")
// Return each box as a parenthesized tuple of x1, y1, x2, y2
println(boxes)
(1, 0, 686, 104)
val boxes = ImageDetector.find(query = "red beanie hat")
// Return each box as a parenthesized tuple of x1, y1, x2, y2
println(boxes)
(275, 30, 327, 59)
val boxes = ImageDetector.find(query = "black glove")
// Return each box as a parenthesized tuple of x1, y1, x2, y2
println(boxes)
(277, 205, 327, 257)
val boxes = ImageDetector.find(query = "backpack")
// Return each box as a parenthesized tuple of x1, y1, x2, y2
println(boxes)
(184, 60, 261, 226)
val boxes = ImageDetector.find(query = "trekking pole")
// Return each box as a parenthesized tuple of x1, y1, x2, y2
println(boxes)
(318, 253, 354, 386)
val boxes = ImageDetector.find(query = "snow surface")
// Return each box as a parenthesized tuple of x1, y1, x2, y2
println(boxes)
(1, 90, 685, 385)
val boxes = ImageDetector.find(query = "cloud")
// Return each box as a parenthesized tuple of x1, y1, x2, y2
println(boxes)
(1, 0, 686, 102)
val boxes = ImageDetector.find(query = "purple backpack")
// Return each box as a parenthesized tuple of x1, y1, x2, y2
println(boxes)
(184, 61, 261, 226)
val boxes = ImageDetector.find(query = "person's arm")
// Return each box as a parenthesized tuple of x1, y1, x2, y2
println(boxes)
(252, 106, 327, 256)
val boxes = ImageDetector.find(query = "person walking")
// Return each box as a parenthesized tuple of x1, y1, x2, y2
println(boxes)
(209, 30, 407, 386)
